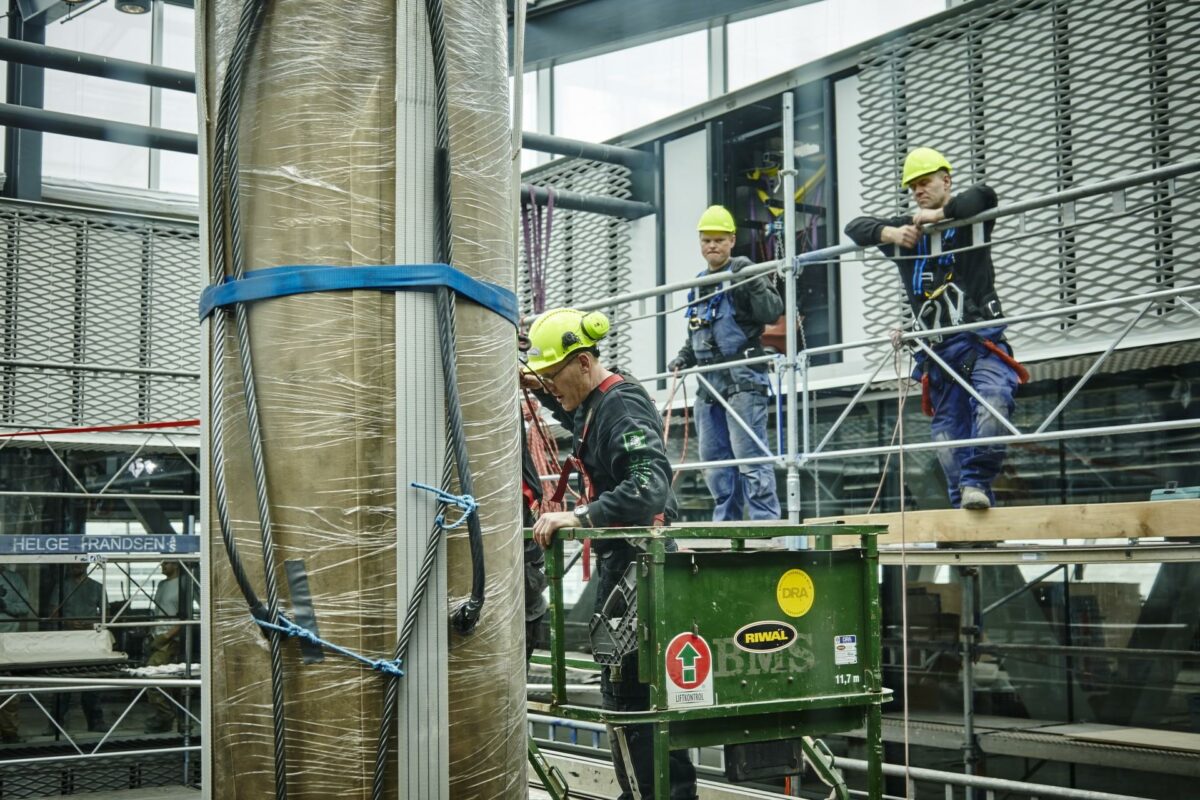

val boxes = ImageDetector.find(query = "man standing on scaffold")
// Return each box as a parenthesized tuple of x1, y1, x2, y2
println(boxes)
(669, 205, 784, 521)
(845, 148, 1027, 510)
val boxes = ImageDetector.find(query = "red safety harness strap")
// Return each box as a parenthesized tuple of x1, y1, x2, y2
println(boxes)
(548, 374, 626, 582)
(920, 339, 1029, 418)
(548, 374, 625, 505)
(521, 480, 540, 514)
(982, 339, 1031, 384)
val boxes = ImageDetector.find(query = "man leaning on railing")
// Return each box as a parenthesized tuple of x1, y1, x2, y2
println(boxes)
(668, 205, 784, 522)
(845, 147, 1027, 511)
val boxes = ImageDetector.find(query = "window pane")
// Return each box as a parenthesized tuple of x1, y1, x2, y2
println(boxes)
(554, 31, 707, 141)
(513, 70, 539, 171)
(43, 6, 153, 188)
(159, 3, 199, 195)
(728, 0, 946, 91)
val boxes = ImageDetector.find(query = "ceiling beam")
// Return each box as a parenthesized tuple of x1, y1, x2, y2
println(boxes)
(513, 0, 812, 69)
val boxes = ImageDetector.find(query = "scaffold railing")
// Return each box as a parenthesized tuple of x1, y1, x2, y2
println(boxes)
(544, 95, 1200, 526)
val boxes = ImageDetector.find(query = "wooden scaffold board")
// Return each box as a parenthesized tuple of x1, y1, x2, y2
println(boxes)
(807, 499, 1200, 546)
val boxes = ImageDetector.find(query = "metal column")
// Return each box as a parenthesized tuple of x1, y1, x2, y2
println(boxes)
(3, 14, 44, 201)
(781, 92, 804, 544)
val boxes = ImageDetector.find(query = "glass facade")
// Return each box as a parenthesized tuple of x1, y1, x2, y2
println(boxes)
(552, 30, 708, 142)
(42, 4, 153, 189)
(157, 2, 200, 195)
(726, 0, 947, 91)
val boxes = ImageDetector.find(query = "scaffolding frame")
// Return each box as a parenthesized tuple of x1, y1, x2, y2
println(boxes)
(532, 97, 1200, 799)
(0, 547, 201, 789)
(564, 96, 1200, 532)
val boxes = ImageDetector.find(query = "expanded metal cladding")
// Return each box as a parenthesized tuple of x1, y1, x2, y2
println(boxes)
(0, 201, 201, 429)
(853, 0, 1200, 355)
(519, 159, 634, 367)
(0, 751, 197, 798)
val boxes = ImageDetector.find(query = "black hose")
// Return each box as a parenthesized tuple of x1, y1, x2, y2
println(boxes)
(422, 0, 485, 640)
(439, 286, 488, 633)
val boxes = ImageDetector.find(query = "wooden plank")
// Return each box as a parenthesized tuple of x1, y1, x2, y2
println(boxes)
(807, 499, 1200, 545)
(1057, 726, 1200, 754)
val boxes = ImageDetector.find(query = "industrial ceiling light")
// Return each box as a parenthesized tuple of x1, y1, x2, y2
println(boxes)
(116, 0, 152, 13)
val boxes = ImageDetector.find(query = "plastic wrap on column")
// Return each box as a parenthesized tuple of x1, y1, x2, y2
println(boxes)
(440, 0, 526, 796)
(199, 0, 524, 798)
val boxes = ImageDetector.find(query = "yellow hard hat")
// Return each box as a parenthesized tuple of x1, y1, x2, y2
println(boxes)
(901, 148, 952, 189)
(525, 308, 610, 372)
(696, 205, 736, 233)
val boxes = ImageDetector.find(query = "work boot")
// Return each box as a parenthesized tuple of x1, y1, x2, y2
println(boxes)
(961, 486, 991, 510)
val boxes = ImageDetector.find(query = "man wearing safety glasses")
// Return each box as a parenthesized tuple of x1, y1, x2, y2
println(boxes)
(520, 307, 697, 800)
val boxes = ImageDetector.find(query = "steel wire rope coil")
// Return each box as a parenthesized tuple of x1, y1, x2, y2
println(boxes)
(207, 0, 289, 797)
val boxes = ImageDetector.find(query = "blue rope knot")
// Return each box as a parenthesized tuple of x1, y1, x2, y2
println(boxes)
(253, 613, 404, 678)
(410, 481, 478, 529)
(369, 659, 406, 678)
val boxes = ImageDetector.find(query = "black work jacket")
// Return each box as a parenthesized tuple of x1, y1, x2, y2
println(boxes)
(673, 256, 784, 369)
(537, 372, 678, 553)
(844, 184, 1002, 323)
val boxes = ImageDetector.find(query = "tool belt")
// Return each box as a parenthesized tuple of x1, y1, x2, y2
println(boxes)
(919, 335, 1030, 417)
(696, 342, 769, 367)
(698, 380, 769, 404)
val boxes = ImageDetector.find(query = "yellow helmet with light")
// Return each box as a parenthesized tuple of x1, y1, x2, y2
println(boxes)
(525, 308, 610, 372)
(901, 147, 952, 189)
(696, 205, 736, 234)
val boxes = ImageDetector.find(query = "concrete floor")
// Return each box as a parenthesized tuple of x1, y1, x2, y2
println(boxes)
(30, 790, 198, 800)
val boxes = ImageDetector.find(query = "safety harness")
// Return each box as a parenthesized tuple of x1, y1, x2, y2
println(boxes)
(685, 282, 772, 401)
(919, 336, 1031, 417)
(548, 373, 667, 533)
(549, 373, 624, 506)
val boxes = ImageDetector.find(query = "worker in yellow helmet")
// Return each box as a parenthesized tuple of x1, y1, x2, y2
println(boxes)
(667, 205, 783, 522)
(845, 148, 1025, 511)
(520, 307, 697, 800)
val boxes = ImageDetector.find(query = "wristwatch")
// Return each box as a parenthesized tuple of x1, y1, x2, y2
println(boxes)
(573, 504, 590, 527)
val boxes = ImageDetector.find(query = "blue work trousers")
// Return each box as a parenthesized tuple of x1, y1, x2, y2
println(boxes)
(696, 386, 781, 521)
(924, 335, 1019, 507)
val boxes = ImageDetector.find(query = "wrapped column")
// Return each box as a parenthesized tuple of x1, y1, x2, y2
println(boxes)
(199, 1, 525, 798)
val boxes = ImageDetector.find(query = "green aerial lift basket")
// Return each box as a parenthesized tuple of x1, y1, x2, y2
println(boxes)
(532, 523, 890, 799)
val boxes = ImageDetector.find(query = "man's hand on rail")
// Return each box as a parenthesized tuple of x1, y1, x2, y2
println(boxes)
(889, 328, 906, 350)
(881, 224, 921, 249)
(912, 207, 946, 227)
(532, 511, 582, 548)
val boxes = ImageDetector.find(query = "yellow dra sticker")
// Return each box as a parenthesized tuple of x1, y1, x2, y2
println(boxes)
(776, 569, 815, 617)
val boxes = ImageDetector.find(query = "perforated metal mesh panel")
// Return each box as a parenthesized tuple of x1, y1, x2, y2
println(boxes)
(519, 160, 633, 368)
(853, 0, 1200, 355)
(0, 750, 197, 797)
(0, 201, 201, 429)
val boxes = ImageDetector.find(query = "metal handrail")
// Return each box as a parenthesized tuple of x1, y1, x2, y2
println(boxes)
(571, 159, 1200, 312)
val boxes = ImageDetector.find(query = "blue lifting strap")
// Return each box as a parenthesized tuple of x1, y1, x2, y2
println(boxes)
(198, 263, 519, 326)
